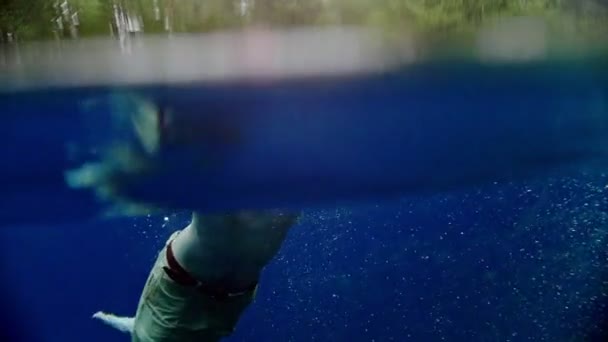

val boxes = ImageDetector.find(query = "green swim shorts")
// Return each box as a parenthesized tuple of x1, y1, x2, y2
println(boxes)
(132, 231, 256, 342)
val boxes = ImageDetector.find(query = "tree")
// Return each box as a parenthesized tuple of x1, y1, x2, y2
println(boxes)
(1, 0, 606, 42)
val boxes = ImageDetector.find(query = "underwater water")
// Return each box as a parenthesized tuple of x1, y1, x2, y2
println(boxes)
(1, 33, 608, 342)
(1, 174, 607, 341)
(3, 55, 608, 224)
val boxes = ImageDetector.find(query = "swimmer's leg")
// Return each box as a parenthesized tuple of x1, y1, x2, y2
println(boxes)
(171, 211, 297, 286)
(129, 213, 298, 341)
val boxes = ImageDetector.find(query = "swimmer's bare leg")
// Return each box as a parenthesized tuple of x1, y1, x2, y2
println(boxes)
(171, 211, 298, 288)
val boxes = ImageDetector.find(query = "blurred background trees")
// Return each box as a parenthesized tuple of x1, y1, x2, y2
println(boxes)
(0, 0, 607, 42)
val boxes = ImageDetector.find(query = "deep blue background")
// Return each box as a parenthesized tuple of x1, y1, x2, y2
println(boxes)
(3, 59, 608, 225)
(1, 170, 607, 341)
(1, 38, 608, 342)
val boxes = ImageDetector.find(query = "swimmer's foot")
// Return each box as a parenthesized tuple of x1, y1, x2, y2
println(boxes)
(92, 311, 135, 333)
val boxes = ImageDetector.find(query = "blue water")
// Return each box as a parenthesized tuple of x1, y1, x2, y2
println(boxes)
(3, 60, 608, 226)
(1, 172, 607, 341)
(1, 59, 608, 341)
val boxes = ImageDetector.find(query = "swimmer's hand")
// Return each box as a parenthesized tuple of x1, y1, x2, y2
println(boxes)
(65, 95, 164, 216)
(65, 94, 243, 214)
(65, 145, 163, 217)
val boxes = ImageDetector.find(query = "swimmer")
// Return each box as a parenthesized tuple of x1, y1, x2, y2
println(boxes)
(73, 97, 299, 341)
(94, 210, 297, 341)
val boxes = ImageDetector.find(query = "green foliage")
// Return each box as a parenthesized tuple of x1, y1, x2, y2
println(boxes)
(73, 0, 112, 36)
(0, 0, 55, 40)
(0, 0, 606, 42)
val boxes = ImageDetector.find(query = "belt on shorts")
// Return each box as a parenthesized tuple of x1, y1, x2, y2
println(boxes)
(162, 240, 258, 301)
